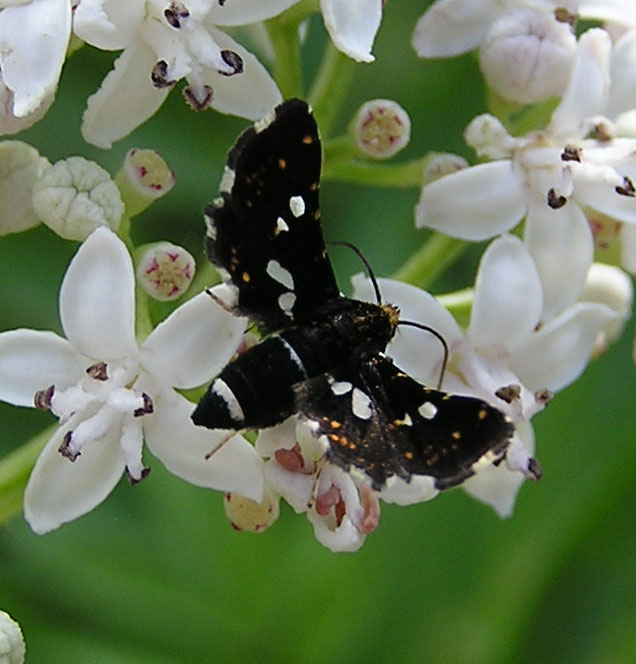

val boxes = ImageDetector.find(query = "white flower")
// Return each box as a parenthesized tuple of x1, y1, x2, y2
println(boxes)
(0, 140, 49, 235)
(73, 0, 286, 148)
(353, 235, 618, 516)
(0, 227, 263, 533)
(0, 0, 71, 129)
(416, 29, 636, 320)
(256, 418, 380, 552)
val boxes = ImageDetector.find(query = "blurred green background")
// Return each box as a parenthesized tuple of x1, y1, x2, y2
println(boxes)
(2, 2, 636, 662)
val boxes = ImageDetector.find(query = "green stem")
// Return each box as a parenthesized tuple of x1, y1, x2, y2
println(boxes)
(392, 234, 468, 289)
(308, 42, 356, 137)
(0, 426, 53, 526)
(266, 2, 315, 99)
(322, 156, 428, 187)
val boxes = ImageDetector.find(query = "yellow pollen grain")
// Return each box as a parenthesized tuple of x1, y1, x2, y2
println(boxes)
(452, 431, 461, 440)
(329, 434, 340, 443)
(302, 135, 313, 144)
(478, 409, 488, 420)
(242, 271, 250, 282)
(330, 420, 342, 429)
(278, 158, 287, 169)
(404, 451, 414, 460)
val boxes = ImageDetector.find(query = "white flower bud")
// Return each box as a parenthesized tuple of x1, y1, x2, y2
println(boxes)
(479, 7, 576, 104)
(115, 148, 176, 218)
(32, 156, 124, 241)
(0, 141, 50, 235)
(223, 487, 280, 533)
(422, 152, 468, 185)
(464, 114, 517, 160)
(136, 242, 195, 301)
(581, 263, 633, 346)
(0, 610, 25, 664)
(353, 99, 411, 159)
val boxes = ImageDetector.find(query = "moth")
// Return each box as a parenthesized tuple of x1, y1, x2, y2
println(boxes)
(191, 99, 513, 490)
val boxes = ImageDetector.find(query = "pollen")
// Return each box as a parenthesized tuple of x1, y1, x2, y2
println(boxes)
(278, 158, 287, 169)
(329, 433, 341, 443)
(330, 420, 342, 429)
(478, 408, 488, 420)
(242, 271, 250, 282)
(404, 451, 414, 460)
(302, 135, 313, 144)
(452, 431, 461, 440)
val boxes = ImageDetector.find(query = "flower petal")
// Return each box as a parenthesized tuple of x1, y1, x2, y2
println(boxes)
(510, 301, 617, 392)
(207, 0, 299, 25)
(60, 227, 137, 361)
(352, 274, 462, 385)
(412, 0, 499, 57)
(73, 0, 143, 50)
(463, 424, 534, 517)
(0, 0, 70, 116)
(202, 27, 282, 121)
(549, 28, 611, 137)
(379, 474, 438, 506)
(524, 198, 593, 320)
(0, 329, 85, 406)
(415, 161, 527, 241)
(320, 0, 381, 63)
(140, 286, 246, 389)
(81, 41, 170, 149)
(608, 30, 636, 118)
(143, 386, 264, 501)
(575, 172, 636, 226)
(24, 425, 125, 534)
(469, 235, 543, 349)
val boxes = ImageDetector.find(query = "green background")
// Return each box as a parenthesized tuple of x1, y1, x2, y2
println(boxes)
(1, 2, 636, 662)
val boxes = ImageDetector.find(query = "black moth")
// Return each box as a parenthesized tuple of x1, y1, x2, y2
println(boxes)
(191, 99, 513, 490)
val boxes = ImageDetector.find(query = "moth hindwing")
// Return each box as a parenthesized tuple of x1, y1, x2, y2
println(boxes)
(193, 98, 514, 490)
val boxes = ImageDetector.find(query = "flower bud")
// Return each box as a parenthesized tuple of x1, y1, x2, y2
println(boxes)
(0, 610, 25, 664)
(353, 99, 411, 159)
(223, 487, 280, 533)
(422, 152, 468, 185)
(0, 141, 50, 235)
(479, 7, 576, 104)
(32, 156, 124, 241)
(581, 262, 633, 346)
(465, 113, 517, 159)
(115, 149, 176, 218)
(136, 242, 195, 301)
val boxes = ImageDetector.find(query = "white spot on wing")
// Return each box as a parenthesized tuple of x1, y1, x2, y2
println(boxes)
(418, 401, 437, 420)
(278, 337, 307, 377)
(219, 166, 235, 193)
(276, 217, 289, 232)
(266, 259, 295, 290)
(212, 378, 244, 423)
(331, 380, 353, 396)
(254, 109, 276, 133)
(351, 387, 373, 420)
(289, 195, 305, 218)
(278, 292, 296, 315)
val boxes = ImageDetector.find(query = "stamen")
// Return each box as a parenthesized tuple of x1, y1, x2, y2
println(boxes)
(59, 431, 81, 462)
(219, 50, 243, 76)
(86, 361, 108, 381)
(34, 385, 55, 410)
(134, 393, 154, 417)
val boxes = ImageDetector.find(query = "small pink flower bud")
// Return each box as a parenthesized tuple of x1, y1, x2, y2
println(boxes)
(223, 488, 280, 533)
(116, 149, 176, 218)
(354, 99, 411, 159)
(136, 242, 195, 301)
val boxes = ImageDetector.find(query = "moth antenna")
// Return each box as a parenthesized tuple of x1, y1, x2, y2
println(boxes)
(204, 429, 241, 460)
(328, 241, 382, 305)
(396, 320, 449, 390)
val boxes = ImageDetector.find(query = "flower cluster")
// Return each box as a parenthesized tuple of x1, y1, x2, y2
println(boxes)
(0, 0, 634, 561)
